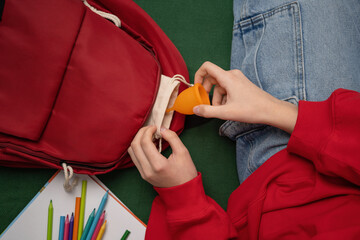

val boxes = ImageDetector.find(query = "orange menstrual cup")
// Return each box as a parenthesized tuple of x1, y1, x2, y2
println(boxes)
(166, 83, 210, 115)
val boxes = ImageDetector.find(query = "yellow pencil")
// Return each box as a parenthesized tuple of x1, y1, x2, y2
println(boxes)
(95, 220, 106, 240)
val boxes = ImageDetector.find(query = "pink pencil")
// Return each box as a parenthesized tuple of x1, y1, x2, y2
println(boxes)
(90, 211, 105, 240)
(64, 214, 69, 240)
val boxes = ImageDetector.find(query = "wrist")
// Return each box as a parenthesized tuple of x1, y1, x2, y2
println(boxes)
(264, 99, 298, 134)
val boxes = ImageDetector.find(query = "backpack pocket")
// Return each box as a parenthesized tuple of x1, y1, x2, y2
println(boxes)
(0, 0, 85, 140)
(37, 7, 161, 167)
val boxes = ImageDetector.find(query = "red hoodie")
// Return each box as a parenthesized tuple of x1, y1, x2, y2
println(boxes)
(145, 89, 360, 239)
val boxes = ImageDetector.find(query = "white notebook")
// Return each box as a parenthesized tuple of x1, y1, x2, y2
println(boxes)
(0, 170, 146, 239)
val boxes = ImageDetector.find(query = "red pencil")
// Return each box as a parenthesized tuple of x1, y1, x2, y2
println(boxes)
(64, 214, 69, 240)
(90, 211, 105, 240)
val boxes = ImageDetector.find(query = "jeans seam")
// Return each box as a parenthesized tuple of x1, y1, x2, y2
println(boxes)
(292, 5, 299, 99)
(219, 120, 234, 136)
(343, 2, 360, 36)
(289, 3, 306, 101)
(297, 3, 306, 100)
(235, 125, 267, 139)
(242, 134, 255, 173)
(235, 126, 268, 173)
(235, 2, 299, 28)
(254, 15, 265, 90)
(241, 27, 248, 69)
(241, 0, 248, 21)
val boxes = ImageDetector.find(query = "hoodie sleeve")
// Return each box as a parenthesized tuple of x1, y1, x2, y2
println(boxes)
(145, 88, 360, 239)
(288, 88, 360, 186)
(145, 173, 238, 240)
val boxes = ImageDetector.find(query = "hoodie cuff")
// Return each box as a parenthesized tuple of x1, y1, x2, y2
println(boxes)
(288, 96, 333, 161)
(154, 173, 209, 220)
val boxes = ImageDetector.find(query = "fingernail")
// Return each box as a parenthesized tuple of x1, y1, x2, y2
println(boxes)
(160, 127, 167, 132)
(193, 106, 200, 115)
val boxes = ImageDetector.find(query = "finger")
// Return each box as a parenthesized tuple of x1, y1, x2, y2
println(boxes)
(221, 95, 227, 105)
(131, 126, 153, 173)
(128, 146, 143, 176)
(193, 104, 226, 119)
(141, 126, 166, 168)
(160, 128, 187, 155)
(212, 85, 226, 106)
(194, 61, 227, 85)
(202, 76, 218, 93)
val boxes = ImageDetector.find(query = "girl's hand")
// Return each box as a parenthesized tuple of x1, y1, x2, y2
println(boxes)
(128, 126, 197, 188)
(193, 61, 298, 133)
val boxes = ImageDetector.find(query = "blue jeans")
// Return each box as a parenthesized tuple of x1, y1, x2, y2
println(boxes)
(220, 0, 360, 183)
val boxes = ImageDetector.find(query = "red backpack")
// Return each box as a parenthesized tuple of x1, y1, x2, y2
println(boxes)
(0, 0, 188, 175)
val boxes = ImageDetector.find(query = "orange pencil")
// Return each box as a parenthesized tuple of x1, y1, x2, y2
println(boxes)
(73, 197, 81, 240)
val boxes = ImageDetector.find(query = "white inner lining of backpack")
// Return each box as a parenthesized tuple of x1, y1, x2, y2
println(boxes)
(144, 75, 180, 139)
(144, 74, 192, 151)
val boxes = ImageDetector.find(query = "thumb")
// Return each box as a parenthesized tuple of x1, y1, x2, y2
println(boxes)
(160, 128, 187, 154)
(193, 104, 223, 118)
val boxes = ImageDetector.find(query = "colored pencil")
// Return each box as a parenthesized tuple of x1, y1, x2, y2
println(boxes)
(85, 191, 108, 240)
(58, 216, 65, 240)
(90, 211, 105, 240)
(80, 209, 95, 240)
(121, 230, 130, 240)
(78, 180, 87, 240)
(95, 221, 106, 240)
(69, 213, 74, 240)
(47, 200, 53, 240)
(73, 197, 81, 240)
(64, 215, 69, 240)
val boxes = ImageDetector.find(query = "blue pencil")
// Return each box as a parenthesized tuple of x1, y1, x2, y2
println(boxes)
(85, 191, 108, 240)
(58, 216, 65, 240)
(80, 209, 95, 240)
(69, 213, 74, 240)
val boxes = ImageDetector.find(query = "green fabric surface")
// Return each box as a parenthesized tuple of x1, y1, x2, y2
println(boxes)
(0, 0, 239, 234)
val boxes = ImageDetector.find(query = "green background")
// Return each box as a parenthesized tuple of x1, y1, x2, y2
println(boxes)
(0, 0, 239, 234)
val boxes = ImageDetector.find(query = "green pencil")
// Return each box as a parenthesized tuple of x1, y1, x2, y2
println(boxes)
(121, 230, 130, 240)
(78, 180, 87, 240)
(47, 199, 53, 240)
